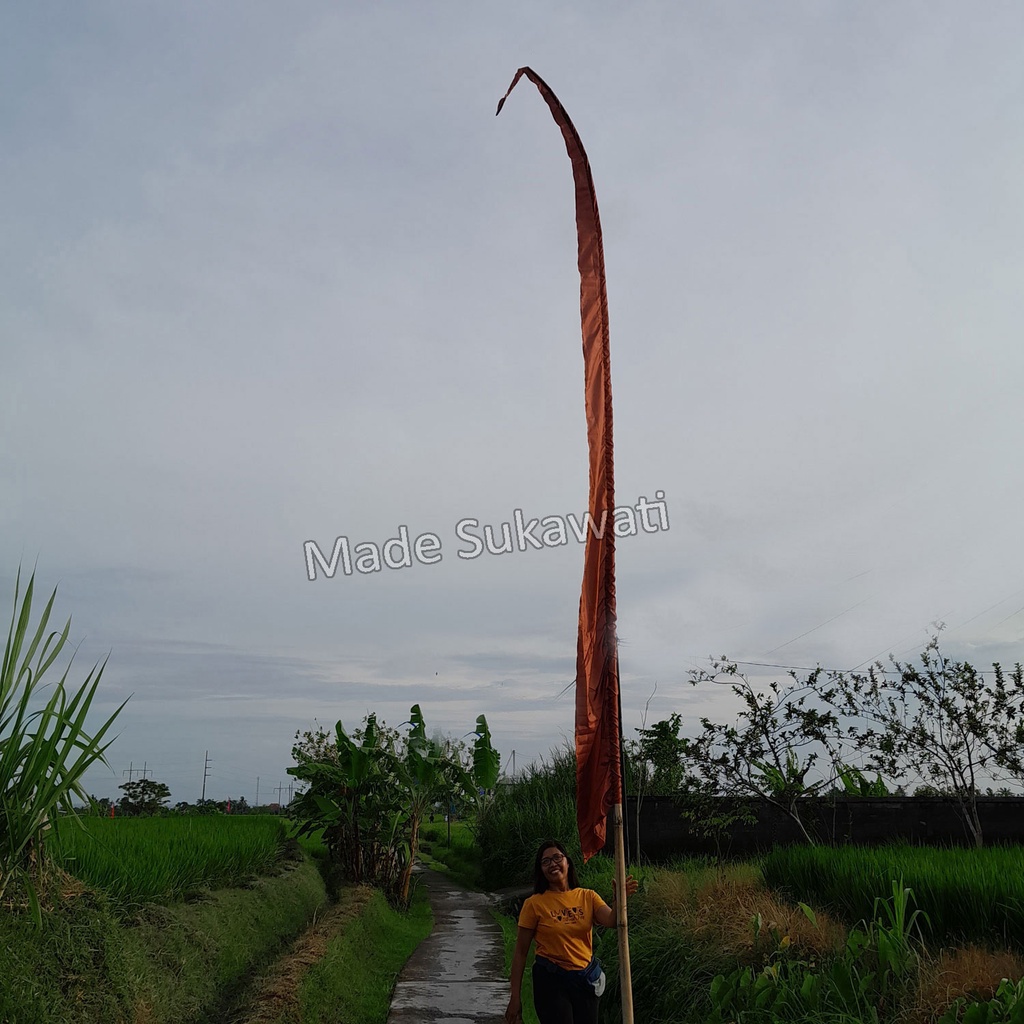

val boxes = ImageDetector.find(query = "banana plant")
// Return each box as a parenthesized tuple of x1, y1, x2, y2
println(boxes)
(290, 703, 500, 907)
(751, 748, 809, 802)
(397, 704, 445, 903)
(837, 765, 890, 797)
(290, 713, 403, 884)
(397, 704, 502, 901)
(470, 713, 500, 796)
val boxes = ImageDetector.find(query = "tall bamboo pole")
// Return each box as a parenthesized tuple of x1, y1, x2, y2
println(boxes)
(612, 802, 634, 1023)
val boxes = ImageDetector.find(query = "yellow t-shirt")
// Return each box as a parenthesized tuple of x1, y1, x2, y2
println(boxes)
(518, 888, 609, 970)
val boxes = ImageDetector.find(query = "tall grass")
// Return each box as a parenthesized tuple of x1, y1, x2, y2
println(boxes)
(761, 843, 1024, 949)
(51, 815, 287, 902)
(604, 911, 733, 1024)
(476, 745, 580, 888)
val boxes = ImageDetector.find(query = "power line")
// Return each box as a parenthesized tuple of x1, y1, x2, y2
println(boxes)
(945, 587, 1024, 635)
(979, 599, 1024, 638)
(765, 599, 871, 655)
(731, 659, 831, 673)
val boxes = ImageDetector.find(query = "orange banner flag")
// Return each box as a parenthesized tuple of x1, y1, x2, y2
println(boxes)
(497, 68, 621, 860)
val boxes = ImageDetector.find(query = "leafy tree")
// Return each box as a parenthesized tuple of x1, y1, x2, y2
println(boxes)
(82, 794, 114, 816)
(635, 713, 689, 796)
(118, 778, 171, 816)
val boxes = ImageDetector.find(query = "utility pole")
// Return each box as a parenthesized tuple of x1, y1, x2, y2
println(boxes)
(201, 751, 211, 803)
(141, 761, 148, 779)
(123, 762, 136, 783)
(255, 777, 260, 807)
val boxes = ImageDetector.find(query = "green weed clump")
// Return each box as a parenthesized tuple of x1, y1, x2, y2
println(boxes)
(936, 973, 1024, 1023)
(706, 881, 929, 1024)
(51, 814, 288, 903)
(761, 843, 1024, 950)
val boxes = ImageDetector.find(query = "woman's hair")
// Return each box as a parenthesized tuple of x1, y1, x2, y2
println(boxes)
(532, 838, 579, 894)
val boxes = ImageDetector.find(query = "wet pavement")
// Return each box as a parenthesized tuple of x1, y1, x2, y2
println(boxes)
(387, 866, 512, 1024)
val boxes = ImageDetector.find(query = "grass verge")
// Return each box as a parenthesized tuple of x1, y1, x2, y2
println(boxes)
(292, 881, 432, 1023)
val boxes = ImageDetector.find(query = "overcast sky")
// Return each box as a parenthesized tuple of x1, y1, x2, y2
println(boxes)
(4, 3, 1024, 805)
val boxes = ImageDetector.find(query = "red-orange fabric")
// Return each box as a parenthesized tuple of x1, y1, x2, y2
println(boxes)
(497, 68, 621, 860)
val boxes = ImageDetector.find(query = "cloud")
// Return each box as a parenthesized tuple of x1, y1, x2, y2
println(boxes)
(5, 2, 1024, 802)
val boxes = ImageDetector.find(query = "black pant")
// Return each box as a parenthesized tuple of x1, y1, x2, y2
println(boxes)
(532, 958, 599, 1024)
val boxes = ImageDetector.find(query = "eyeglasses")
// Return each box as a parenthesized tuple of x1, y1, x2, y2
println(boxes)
(540, 853, 565, 868)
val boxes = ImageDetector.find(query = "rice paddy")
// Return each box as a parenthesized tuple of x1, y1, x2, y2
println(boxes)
(50, 814, 288, 903)
(760, 842, 1024, 949)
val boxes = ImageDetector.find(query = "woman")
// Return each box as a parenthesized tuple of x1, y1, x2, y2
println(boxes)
(504, 839, 638, 1024)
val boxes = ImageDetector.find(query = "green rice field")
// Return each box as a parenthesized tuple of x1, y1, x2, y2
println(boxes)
(761, 842, 1024, 948)
(51, 814, 288, 903)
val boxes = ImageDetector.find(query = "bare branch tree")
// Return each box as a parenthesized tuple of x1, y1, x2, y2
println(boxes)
(813, 635, 1024, 848)
(686, 659, 845, 845)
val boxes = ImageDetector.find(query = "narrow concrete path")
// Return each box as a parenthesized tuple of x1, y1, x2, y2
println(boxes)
(387, 866, 510, 1024)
